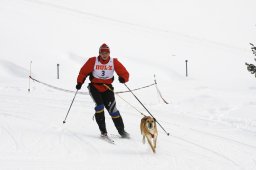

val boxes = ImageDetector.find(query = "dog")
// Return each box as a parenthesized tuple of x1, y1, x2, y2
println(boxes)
(140, 116, 158, 153)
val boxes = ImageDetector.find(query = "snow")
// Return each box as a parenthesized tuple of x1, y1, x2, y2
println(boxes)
(1, 0, 256, 169)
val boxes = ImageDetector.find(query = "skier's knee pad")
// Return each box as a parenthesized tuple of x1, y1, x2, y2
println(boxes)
(110, 111, 121, 118)
(95, 104, 104, 114)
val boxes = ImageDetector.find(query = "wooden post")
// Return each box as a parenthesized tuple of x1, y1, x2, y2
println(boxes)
(28, 61, 32, 92)
(185, 60, 188, 77)
(57, 64, 60, 79)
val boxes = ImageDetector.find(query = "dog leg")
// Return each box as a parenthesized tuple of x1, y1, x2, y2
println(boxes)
(142, 135, 146, 144)
(146, 135, 155, 153)
(153, 122, 158, 149)
(153, 136, 157, 149)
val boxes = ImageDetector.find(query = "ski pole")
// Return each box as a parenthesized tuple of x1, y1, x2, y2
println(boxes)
(124, 83, 170, 136)
(63, 90, 78, 124)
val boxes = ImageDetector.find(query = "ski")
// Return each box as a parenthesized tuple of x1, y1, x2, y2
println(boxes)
(110, 133, 131, 139)
(100, 135, 115, 144)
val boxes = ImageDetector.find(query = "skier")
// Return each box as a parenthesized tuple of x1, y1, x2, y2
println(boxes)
(76, 43, 130, 138)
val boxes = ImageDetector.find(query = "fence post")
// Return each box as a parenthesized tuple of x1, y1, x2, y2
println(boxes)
(185, 60, 188, 77)
(28, 61, 32, 92)
(57, 64, 60, 79)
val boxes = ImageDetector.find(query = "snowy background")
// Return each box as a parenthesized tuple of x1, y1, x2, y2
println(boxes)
(1, 0, 256, 169)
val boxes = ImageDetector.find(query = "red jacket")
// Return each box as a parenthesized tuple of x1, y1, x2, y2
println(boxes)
(77, 56, 129, 92)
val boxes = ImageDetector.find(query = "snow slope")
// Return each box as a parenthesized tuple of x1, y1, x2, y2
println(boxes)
(0, 0, 256, 170)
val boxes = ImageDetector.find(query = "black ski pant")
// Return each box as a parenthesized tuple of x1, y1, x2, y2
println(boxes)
(88, 83, 125, 135)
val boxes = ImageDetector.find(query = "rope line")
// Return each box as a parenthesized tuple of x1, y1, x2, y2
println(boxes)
(29, 75, 168, 119)
(116, 93, 146, 117)
(29, 76, 155, 95)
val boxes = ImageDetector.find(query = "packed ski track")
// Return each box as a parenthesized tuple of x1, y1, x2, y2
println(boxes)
(0, 77, 256, 170)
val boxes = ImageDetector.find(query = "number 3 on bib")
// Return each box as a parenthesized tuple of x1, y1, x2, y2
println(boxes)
(101, 70, 105, 76)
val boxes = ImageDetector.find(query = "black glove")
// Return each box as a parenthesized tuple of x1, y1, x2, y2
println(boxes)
(118, 77, 125, 83)
(76, 83, 82, 90)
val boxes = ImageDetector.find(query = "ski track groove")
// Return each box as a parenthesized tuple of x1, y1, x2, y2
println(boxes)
(0, 111, 46, 125)
(109, 133, 152, 164)
(64, 129, 101, 155)
(170, 121, 256, 150)
(186, 126, 256, 150)
(163, 118, 256, 169)
(157, 114, 250, 168)
(28, 124, 102, 158)
(170, 134, 242, 168)
(163, 112, 256, 150)
(165, 123, 256, 169)
(0, 123, 19, 150)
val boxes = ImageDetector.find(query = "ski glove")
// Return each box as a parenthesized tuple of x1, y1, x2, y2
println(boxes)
(118, 77, 125, 83)
(76, 83, 82, 90)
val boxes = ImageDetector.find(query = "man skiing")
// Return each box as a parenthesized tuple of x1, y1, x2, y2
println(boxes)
(76, 43, 130, 138)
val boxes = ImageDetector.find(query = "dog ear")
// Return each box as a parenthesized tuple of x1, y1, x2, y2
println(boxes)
(140, 121, 144, 134)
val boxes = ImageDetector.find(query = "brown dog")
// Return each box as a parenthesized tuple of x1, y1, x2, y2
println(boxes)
(140, 116, 158, 153)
